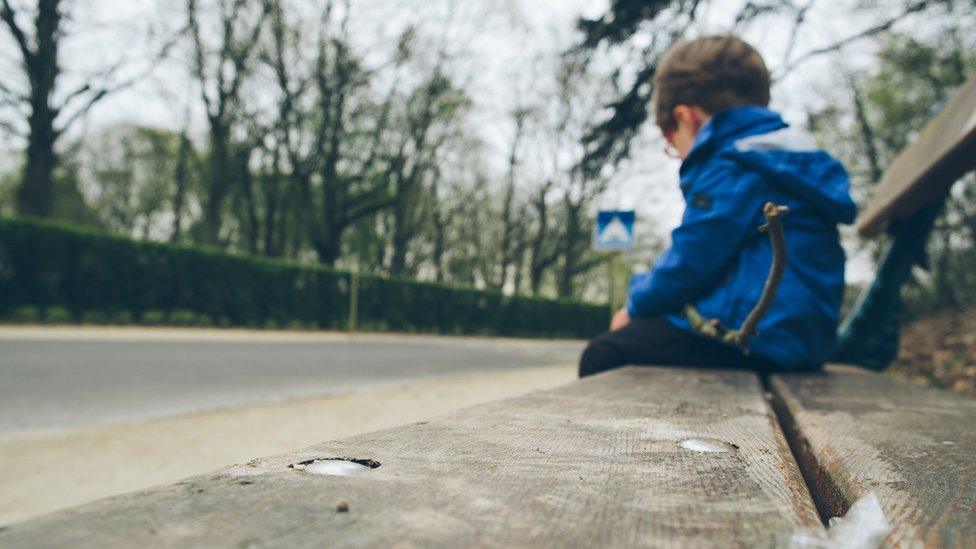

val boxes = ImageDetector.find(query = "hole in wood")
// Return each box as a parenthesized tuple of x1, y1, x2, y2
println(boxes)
(678, 438, 739, 453)
(291, 458, 381, 476)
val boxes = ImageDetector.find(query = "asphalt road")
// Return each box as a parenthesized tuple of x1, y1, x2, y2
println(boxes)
(0, 328, 584, 439)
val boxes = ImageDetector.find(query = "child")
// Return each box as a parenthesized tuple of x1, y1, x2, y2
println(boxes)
(579, 35, 856, 377)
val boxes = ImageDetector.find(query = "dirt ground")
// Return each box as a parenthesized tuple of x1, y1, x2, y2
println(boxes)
(0, 364, 576, 527)
(888, 307, 976, 396)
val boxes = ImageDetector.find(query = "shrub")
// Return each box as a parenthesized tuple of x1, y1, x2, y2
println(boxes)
(0, 217, 609, 338)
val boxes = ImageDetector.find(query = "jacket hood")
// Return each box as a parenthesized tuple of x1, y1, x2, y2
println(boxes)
(683, 106, 857, 224)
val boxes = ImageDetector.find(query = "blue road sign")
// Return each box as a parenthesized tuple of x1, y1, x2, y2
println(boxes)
(594, 210, 635, 250)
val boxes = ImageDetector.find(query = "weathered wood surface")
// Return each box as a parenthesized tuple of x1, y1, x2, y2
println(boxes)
(770, 366, 976, 547)
(0, 367, 824, 548)
(857, 72, 976, 237)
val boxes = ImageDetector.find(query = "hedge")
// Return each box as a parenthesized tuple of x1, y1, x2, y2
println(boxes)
(0, 217, 609, 338)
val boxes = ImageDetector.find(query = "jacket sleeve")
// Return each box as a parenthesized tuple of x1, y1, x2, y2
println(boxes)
(626, 159, 767, 318)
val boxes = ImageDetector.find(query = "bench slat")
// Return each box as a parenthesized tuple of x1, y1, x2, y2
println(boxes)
(770, 366, 976, 547)
(856, 72, 976, 237)
(1, 367, 824, 547)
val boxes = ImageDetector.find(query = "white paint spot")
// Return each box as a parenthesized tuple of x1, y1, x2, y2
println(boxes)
(678, 438, 737, 453)
(304, 460, 373, 476)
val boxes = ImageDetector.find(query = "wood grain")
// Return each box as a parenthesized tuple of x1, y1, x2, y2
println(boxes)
(0, 367, 824, 548)
(771, 365, 976, 547)
(857, 72, 976, 237)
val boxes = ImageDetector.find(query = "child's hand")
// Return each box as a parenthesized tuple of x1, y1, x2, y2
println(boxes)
(610, 307, 631, 332)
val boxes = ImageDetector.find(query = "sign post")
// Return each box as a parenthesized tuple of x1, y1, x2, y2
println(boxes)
(593, 210, 635, 312)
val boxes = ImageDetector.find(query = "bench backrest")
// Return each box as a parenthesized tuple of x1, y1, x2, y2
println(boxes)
(857, 72, 976, 237)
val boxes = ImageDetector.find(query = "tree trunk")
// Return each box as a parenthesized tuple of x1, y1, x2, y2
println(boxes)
(847, 73, 883, 184)
(203, 122, 231, 245)
(556, 199, 582, 299)
(431, 198, 447, 284)
(13, 0, 61, 217)
(388, 168, 414, 277)
(171, 130, 191, 242)
(528, 183, 555, 296)
(17, 114, 56, 216)
(312, 228, 342, 266)
(262, 170, 279, 256)
(239, 150, 259, 254)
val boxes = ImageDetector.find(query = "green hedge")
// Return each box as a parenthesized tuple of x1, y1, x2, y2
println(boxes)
(0, 217, 608, 338)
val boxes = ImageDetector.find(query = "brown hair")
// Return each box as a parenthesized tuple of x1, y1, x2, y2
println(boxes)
(652, 35, 771, 133)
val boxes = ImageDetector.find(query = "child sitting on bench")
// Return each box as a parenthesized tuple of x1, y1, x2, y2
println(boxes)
(579, 35, 857, 377)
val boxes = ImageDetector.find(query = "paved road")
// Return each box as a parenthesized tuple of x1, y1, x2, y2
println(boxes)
(0, 328, 584, 439)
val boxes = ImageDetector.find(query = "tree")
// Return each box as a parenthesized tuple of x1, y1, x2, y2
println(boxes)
(185, 0, 271, 246)
(491, 106, 530, 291)
(383, 70, 468, 277)
(527, 178, 558, 296)
(809, 25, 976, 314)
(573, 0, 952, 177)
(258, 1, 472, 267)
(538, 56, 614, 299)
(73, 124, 194, 238)
(0, 0, 147, 217)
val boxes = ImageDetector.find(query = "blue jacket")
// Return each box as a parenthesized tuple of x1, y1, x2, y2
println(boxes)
(626, 106, 856, 370)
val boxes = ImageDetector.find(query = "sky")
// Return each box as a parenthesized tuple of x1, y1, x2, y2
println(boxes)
(0, 0, 939, 282)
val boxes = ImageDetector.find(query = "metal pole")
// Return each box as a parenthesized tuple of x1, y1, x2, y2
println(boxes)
(608, 253, 616, 312)
(348, 271, 359, 333)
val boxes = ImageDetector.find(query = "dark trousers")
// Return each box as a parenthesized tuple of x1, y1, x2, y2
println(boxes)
(578, 316, 778, 378)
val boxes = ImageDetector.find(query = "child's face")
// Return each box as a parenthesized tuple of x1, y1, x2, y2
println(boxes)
(664, 105, 710, 160)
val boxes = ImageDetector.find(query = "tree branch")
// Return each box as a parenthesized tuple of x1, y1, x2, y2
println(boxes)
(344, 192, 396, 227)
(0, 117, 24, 137)
(186, 0, 215, 114)
(58, 53, 133, 110)
(735, 203, 789, 347)
(54, 32, 179, 136)
(780, 0, 815, 69)
(0, 70, 24, 104)
(55, 86, 111, 133)
(843, 66, 884, 184)
(224, 1, 271, 106)
(774, 0, 929, 80)
(0, 0, 33, 65)
(684, 203, 790, 351)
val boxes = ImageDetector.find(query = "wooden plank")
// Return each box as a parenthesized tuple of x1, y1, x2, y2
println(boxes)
(857, 72, 976, 237)
(0, 367, 825, 547)
(770, 365, 976, 547)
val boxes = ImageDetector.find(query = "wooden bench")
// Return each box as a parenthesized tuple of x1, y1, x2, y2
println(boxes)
(833, 71, 976, 370)
(0, 367, 825, 547)
(1, 366, 973, 547)
(3, 71, 974, 549)
(771, 367, 976, 546)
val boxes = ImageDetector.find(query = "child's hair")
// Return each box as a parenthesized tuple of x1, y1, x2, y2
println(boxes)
(652, 35, 771, 133)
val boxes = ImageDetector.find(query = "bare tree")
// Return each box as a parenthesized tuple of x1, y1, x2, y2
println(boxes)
(186, 0, 270, 246)
(260, 1, 470, 267)
(0, 0, 151, 216)
(540, 56, 612, 298)
(491, 106, 530, 290)
(273, 0, 401, 266)
(527, 179, 558, 295)
(386, 70, 467, 276)
(170, 124, 194, 243)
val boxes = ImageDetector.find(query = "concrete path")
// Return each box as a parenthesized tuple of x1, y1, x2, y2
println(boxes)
(0, 326, 584, 439)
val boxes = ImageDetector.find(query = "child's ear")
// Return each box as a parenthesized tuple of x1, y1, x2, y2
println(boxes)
(672, 105, 709, 132)
(672, 105, 692, 127)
